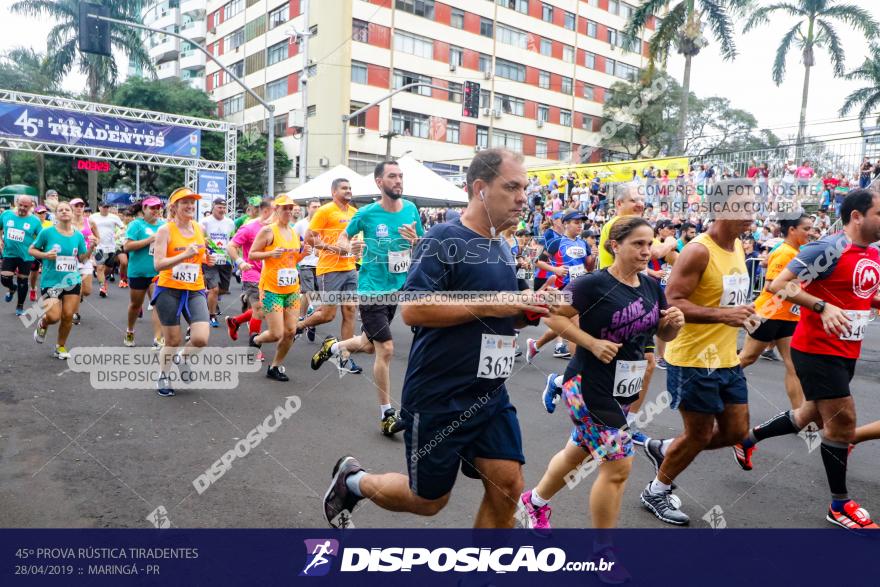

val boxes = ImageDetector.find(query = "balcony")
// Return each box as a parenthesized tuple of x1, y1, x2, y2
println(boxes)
(180, 20, 206, 42)
(180, 0, 206, 16)
(183, 74, 205, 91)
(156, 60, 180, 80)
(179, 50, 206, 71)
(148, 36, 180, 63)
(149, 7, 179, 31)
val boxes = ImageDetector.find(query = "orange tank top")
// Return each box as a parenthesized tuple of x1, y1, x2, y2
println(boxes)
(157, 220, 206, 291)
(259, 223, 302, 295)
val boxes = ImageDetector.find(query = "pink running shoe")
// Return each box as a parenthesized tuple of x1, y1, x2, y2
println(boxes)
(520, 491, 551, 532)
(526, 338, 540, 364)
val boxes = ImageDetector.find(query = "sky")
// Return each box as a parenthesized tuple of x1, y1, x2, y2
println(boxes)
(0, 3, 874, 148)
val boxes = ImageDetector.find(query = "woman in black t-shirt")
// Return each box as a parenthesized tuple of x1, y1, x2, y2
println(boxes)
(520, 217, 684, 538)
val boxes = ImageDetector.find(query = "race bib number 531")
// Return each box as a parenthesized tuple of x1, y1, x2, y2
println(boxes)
(477, 334, 516, 379)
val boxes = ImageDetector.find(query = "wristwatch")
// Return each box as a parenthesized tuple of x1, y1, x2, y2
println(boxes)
(813, 300, 826, 314)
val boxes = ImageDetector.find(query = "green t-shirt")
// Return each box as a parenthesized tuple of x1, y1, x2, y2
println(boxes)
(234, 214, 254, 233)
(345, 200, 424, 294)
(32, 227, 86, 289)
(125, 218, 166, 278)
(1, 210, 43, 260)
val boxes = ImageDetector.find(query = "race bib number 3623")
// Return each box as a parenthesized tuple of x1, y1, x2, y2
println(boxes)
(477, 334, 516, 379)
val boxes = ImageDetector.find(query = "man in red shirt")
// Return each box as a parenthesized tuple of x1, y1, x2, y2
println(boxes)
(733, 189, 880, 530)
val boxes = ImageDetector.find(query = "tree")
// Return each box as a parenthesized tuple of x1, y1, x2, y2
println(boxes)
(839, 44, 880, 126)
(625, 0, 750, 154)
(744, 1, 879, 150)
(11, 0, 155, 206)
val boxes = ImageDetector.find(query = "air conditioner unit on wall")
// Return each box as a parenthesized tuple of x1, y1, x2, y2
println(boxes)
(449, 63, 457, 72)
(482, 108, 491, 116)
(536, 119, 544, 128)
(483, 70, 492, 80)
(358, 127, 365, 136)
(492, 109, 501, 119)
(475, 145, 483, 152)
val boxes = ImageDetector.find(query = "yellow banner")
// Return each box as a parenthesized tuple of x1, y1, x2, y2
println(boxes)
(529, 156, 689, 187)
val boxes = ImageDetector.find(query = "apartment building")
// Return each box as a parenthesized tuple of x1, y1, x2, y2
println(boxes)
(204, 0, 657, 190)
(142, 0, 209, 89)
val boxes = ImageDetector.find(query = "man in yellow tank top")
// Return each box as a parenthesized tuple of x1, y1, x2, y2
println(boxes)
(248, 195, 305, 382)
(638, 179, 758, 526)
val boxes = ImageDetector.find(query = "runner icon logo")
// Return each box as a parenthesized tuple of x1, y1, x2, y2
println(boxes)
(300, 539, 339, 577)
(145, 506, 172, 529)
(702, 505, 727, 530)
(798, 422, 822, 453)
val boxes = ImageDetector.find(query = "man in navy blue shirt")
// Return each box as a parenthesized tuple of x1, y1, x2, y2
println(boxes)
(322, 148, 549, 529)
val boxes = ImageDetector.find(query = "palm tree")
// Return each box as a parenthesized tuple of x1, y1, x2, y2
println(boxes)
(10, 0, 155, 206)
(625, 0, 750, 154)
(840, 44, 880, 125)
(744, 1, 879, 151)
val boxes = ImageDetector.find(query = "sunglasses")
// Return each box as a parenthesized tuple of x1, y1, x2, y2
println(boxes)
(146, 205, 163, 210)
(36, 210, 47, 214)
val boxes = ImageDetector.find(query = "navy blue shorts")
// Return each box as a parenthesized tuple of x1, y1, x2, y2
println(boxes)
(403, 396, 525, 500)
(667, 365, 749, 414)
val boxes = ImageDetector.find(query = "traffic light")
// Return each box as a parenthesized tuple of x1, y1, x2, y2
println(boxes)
(462, 81, 481, 119)
(79, 2, 111, 57)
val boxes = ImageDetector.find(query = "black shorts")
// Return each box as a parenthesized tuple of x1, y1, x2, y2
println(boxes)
(1, 257, 34, 275)
(203, 264, 232, 292)
(128, 276, 155, 291)
(791, 348, 856, 401)
(41, 284, 81, 299)
(749, 318, 797, 343)
(533, 276, 548, 291)
(360, 303, 396, 343)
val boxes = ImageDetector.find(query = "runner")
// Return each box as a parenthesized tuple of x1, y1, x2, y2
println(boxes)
(248, 195, 305, 381)
(297, 179, 363, 374)
(733, 189, 880, 530)
(322, 148, 548, 529)
(29, 202, 96, 359)
(737, 213, 812, 410)
(151, 188, 213, 398)
(649, 218, 679, 370)
(310, 161, 423, 435)
(520, 219, 683, 568)
(69, 198, 97, 325)
(91, 201, 124, 298)
(526, 211, 569, 361)
(293, 199, 320, 342)
(0, 195, 42, 316)
(28, 205, 54, 302)
(200, 198, 235, 328)
(111, 207, 132, 289)
(122, 198, 165, 349)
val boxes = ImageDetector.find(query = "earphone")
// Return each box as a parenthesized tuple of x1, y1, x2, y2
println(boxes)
(479, 190, 485, 200)
(478, 190, 496, 237)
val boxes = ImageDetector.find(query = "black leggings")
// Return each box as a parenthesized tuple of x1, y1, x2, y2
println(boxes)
(1, 274, 29, 306)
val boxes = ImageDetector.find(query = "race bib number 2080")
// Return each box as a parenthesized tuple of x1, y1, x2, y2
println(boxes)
(721, 273, 750, 307)
(477, 334, 516, 379)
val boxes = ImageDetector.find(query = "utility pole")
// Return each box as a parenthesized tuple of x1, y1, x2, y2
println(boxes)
(381, 131, 400, 159)
(291, 0, 313, 185)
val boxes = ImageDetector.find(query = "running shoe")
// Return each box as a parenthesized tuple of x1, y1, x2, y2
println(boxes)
(256, 350, 265, 362)
(732, 443, 755, 471)
(123, 331, 135, 348)
(630, 429, 648, 446)
(99, 284, 108, 298)
(591, 546, 631, 585)
(147, 303, 153, 311)
(519, 491, 552, 532)
(184, 327, 191, 342)
(152, 337, 164, 351)
(108, 273, 115, 283)
(5, 289, 13, 303)
(514, 346, 523, 359)
(72, 312, 81, 325)
(380, 408, 404, 437)
(826, 500, 879, 530)
(226, 316, 240, 341)
(138, 307, 143, 319)
(33, 320, 47, 344)
(15, 306, 24, 317)
(209, 315, 219, 328)
(526, 338, 540, 363)
(29, 290, 36, 302)
(53, 345, 70, 360)
(307, 326, 316, 342)
(760, 348, 780, 362)
(311, 337, 338, 370)
(323, 455, 364, 529)
(656, 358, 668, 370)
(542, 373, 561, 414)
(119, 279, 129, 289)
(640, 483, 690, 526)
(156, 373, 175, 397)
(340, 357, 363, 374)
(240, 293, 247, 313)
(553, 342, 571, 359)
(267, 365, 289, 382)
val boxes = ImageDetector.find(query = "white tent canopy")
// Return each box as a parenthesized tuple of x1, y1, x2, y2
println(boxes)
(284, 164, 377, 202)
(359, 156, 469, 206)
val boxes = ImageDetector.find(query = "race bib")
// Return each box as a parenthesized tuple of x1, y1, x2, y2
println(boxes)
(278, 268, 299, 287)
(388, 249, 411, 274)
(172, 263, 200, 284)
(55, 256, 77, 273)
(6, 227, 25, 242)
(477, 334, 516, 379)
(790, 304, 800, 316)
(721, 273, 750, 307)
(839, 310, 869, 342)
(613, 360, 647, 399)
(516, 268, 526, 279)
(148, 242, 156, 256)
(568, 264, 587, 280)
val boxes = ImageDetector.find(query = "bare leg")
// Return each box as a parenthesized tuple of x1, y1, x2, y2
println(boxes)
(359, 473, 449, 516)
(57, 294, 79, 347)
(340, 303, 356, 340)
(738, 335, 768, 368)
(473, 458, 525, 528)
(534, 441, 591, 500)
(854, 420, 880, 445)
(590, 457, 633, 528)
(773, 339, 804, 410)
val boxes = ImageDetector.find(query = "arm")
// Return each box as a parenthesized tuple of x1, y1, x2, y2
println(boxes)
(768, 267, 851, 337)
(153, 225, 201, 272)
(247, 227, 278, 261)
(226, 240, 253, 272)
(400, 293, 546, 329)
(545, 304, 621, 364)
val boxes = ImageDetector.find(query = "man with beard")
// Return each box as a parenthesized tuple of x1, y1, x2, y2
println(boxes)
(311, 161, 423, 435)
(676, 221, 697, 252)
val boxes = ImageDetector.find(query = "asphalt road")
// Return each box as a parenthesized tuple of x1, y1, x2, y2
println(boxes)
(1, 285, 879, 530)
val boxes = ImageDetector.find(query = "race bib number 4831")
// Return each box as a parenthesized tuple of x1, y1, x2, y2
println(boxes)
(721, 273, 750, 307)
(172, 263, 199, 284)
(477, 334, 516, 379)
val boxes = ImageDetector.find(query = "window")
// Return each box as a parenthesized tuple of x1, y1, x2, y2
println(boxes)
(351, 61, 367, 84)
(495, 93, 524, 116)
(537, 104, 549, 122)
(269, 4, 287, 29)
(479, 54, 492, 73)
(226, 28, 245, 50)
(619, 33, 640, 52)
(448, 82, 462, 103)
(267, 40, 287, 65)
(353, 19, 369, 43)
(307, 105, 316, 117)
(449, 46, 463, 67)
(497, 0, 529, 14)
(393, 70, 432, 96)
(562, 45, 574, 63)
(608, 0, 619, 14)
(560, 109, 572, 127)
(560, 76, 572, 94)
(211, 71, 221, 88)
(608, 28, 618, 47)
(272, 115, 286, 137)
(541, 3, 553, 22)
(497, 24, 528, 49)
(394, 31, 433, 59)
(538, 70, 550, 89)
(229, 60, 244, 78)
(586, 20, 598, 38)
(477, 126, 489, 149)
(266, 78, 287, 101)
(224, 0, 243, 20)
(558, 142, 571, 162)
(446, 120, 460, 144)
(615, 61, 639, 81)
(605, 57, 616, 75)
(396, 0, 435, 19)
(581, 114, 593, 130)
(495, 58, 525, 82)
(536, 139, 547, 158)
(584, 51, 596, 69)
(540, 38, 552, 56)
(480, 17, 493, 38)
(349, 102, 367, 127)
(392, 109, 430, 138)
(587, 0, 599, 6)
(583, 84, 594, 101)
(564, 11, 575, 31)
(223, 94, 244, 115)
(451, 8, 464, 29)
(492, 129, 523, 152)
(479, 89, 490, 108)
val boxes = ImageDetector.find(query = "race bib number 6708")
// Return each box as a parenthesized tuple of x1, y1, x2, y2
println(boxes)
(477, 334, 516, 379)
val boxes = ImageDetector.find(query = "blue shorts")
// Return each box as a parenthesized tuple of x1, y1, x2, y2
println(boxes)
(666, 365, 748, 414)
(403, 397, 525, 501)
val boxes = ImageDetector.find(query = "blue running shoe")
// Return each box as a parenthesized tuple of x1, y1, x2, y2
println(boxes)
(542, 373, 561, 414)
